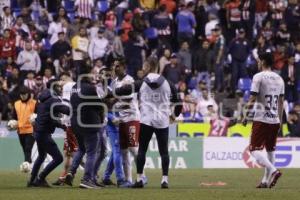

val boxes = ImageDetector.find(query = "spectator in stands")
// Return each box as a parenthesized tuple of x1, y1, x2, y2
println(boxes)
(152, 4, 172, 49)
(0, 29, 16, 63)
(205, 13, 219, 39)
(88, 28, 109, 62)
(176, 2, 196, 45)
(0, 6, 14, 32)
(6, 66, 21, 89)
(282, 53, 299, 103)
(56, 7, 70, 22)
(228, 28, 250, 97)
(192, 40, 213, 89)
(190, 80, 207, 103)
(51, 32, 71, 62)
(19, 7, 33, 25)
(224, 0, 242, 41)
(178, 41, 192, 75)
(37, 9, 52, 34)
(255, 0, 268, 28)
(43, 67, 55, 87)
(16, 40, 41, 79)
(273, 44, 287, 73)
(23, 71, 36, 91)
(48, 16, 64, 45)
(124, 31, 145, 78)
(241, 0, 255, 41)
(163, 53, 184, 85)
(195, 87, 218, 122)
(285, 0, 300, 42)
(287, 110, 300, 137)
(159, 48, 171, 75)
(75, 0, 94, 19)
(32, 75, 44, 98)
(276, 21, 291, 45)
(112, 30, 124, 59)
(212, 26, 226, 92)
(13, 16, 30, 35)
(268, 0, 287, 30)
(71, 27, 89, 76)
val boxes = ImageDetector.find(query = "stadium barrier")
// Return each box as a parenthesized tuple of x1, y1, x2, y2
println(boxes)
(1, 136, 300, 170)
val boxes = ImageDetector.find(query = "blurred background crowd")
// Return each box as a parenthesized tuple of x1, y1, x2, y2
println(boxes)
(0, 0, 299, 137)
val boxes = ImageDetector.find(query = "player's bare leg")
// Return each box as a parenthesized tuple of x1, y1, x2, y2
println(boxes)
(122, 149, 132, 183)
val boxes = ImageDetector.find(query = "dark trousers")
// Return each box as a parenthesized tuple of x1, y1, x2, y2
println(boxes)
(18, 134, 35, 163)
(69, 129, 99, 182)
(231, 59, 247, 92)
(137, 124, 169, 176)
(31, 133, 63, 181)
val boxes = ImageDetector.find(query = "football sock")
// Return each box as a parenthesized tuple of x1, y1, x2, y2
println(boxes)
(261, 168, 270, 183)
(121, 149, 132, 183)
(251, 151, 277, 174)
(136, 174, 143, 182)
(161, 176, 168, 184)
(267, 151, 275, 165)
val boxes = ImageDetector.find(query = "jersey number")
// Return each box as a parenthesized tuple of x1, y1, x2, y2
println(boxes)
(265, 95, 279, 111)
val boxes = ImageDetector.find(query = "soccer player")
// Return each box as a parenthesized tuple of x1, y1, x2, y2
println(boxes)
(28, 79, 70, 187)
(242, 52, 284, 188)
(111, 58, 147, 184)
(115, 57, 182, 189)
(52, 73, 78, 186)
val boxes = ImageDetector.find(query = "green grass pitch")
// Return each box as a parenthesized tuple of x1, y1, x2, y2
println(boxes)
(0, 169, 299, 200)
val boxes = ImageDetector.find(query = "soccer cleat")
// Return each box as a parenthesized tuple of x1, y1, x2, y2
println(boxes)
(141, 176, 148, 185)
(27, 181, 36, 187)
(94, 181, 105, 188)
(161, 181, 169, 189)
(256, 182, 268, 188)
(131, 180, 144, 188)
(52, 178, 65, 186)
(117, 180, 132, 188)
(33, 178, 51, 188)
(101, 179, 116, 186)
(79, 180, 99, 189)
(64, 173, 74, 186)
(268, 170, 282, 188)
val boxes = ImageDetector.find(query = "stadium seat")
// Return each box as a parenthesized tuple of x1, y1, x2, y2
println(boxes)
(238, 78, 252, 92)
(11, 0, 20, 10)
(144, 27, 158, 39)
(42, 38, 51, 51)
(67, 12, 75, 21)
(243, 90, 250, 102)
(97, 0, 109, 13)
(62, 0, 75, 12)
(31, 11, 40, 22)
(13, 10, 21, 18)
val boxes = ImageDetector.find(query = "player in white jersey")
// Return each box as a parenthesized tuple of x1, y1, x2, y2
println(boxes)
(111, 58, 147, 184)
(242, 52, 284, 188)
(115, 57, 182, 189)
(53, 72, 77, 186)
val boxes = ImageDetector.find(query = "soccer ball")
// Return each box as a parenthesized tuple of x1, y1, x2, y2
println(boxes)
(29, 113, 37, 125)
(20, 162, 31, 173)
(7, 120, 18, 131)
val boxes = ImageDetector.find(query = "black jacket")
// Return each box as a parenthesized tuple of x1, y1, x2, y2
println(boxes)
(34, 89, 70, 135)
(70, 80, 104, 133)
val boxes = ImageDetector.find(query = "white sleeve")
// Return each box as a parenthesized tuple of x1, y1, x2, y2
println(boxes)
(250, 74, 261, 94)
(280, 79, 285, 96)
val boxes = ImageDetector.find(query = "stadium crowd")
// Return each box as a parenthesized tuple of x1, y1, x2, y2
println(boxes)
(0, 0, 300, 137)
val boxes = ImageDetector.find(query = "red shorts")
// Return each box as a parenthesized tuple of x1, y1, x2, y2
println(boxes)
(119, 121, 140, 149)
(249, 121, 280, 152)
(63, 127, 78, 154)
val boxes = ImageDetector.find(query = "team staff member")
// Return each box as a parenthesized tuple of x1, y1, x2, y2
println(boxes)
(115, 57, 182, 189)
(65, 65, 106, 189)
(28, 79, 70, 187)
(13, 86, 36, 164)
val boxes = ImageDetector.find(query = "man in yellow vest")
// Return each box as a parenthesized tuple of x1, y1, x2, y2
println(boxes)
(13, 86, 36, 164)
